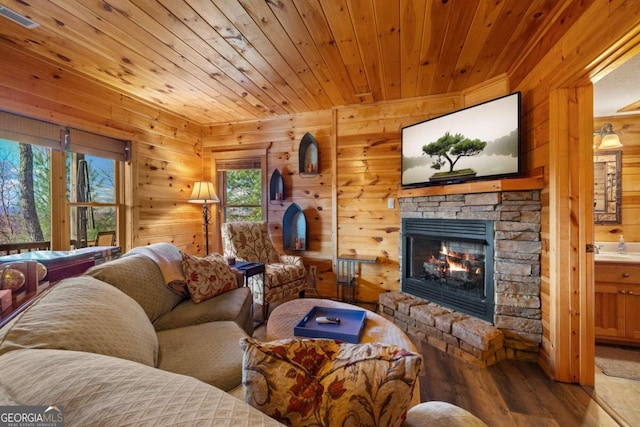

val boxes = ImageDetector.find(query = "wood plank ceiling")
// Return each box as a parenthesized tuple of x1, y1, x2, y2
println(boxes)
(0, 0, 577, 126)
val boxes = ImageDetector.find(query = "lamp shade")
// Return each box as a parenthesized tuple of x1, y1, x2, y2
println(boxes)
(597, 123, 623, 150)
(598, 133, 623, 150)
(188, 181, 219, 203)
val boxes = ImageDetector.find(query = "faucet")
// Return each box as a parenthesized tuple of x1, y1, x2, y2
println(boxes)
(594, 244, 601, 254)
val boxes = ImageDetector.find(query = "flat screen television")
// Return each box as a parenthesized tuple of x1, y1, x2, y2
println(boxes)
(401, 92, 521, 188)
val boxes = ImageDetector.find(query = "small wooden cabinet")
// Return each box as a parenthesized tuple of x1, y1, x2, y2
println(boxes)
(594, 262, 640, 345)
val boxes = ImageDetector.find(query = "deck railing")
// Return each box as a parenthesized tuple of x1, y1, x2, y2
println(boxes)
(0, 241, 51, 256)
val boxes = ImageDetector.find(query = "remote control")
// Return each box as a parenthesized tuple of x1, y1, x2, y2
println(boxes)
(316, 316, 341, 324)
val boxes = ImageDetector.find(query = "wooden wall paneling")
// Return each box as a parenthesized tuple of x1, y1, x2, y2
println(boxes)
(334, 86, 513, 303)
(128, 139, 201, 250)
(204, 111, 334, 293)
(512, 0, 640, 383)
(335, 98, 435, 302)
(462, 74, 510, 107)
(204, 110, 328, 140)
(0, 45, 203, 254)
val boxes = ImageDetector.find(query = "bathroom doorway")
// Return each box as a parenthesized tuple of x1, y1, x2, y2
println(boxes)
(591, 51, 640, 425)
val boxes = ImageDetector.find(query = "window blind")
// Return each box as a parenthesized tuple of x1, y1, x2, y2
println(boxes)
(0, 110, 129, 161)
(0, 110, 61, 149)
(215, 158, 263, 171)
(66, 128, 130, 161)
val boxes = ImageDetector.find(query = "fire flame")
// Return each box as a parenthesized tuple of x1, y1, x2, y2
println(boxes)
(439, 245, 468, 272)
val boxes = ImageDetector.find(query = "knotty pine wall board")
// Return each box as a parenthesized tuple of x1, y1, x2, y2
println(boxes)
(203, 110, 334, 293)
(0, 46, 203, 253)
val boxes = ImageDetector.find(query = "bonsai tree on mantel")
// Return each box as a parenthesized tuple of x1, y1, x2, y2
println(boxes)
(422, 132, 487, 181)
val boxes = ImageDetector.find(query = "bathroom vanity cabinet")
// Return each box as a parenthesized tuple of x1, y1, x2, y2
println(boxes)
(594, 261, 640, 346)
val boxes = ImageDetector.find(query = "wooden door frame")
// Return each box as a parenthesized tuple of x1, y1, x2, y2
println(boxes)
(549, 86, 595, 385)
(554, 41, 640, 386)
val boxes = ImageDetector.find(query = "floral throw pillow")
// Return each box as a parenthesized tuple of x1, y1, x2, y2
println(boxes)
(239, 337, 422, 427)
(180, 252, 238, 304)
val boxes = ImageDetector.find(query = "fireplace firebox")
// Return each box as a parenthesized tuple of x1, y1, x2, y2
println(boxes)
(402, 218, 494, 322)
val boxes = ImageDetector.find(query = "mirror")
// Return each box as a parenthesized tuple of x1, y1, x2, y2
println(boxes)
(594, 150, 621, 224)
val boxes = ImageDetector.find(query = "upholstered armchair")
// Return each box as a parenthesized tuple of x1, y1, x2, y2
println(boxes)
(221, 221, 308, 319)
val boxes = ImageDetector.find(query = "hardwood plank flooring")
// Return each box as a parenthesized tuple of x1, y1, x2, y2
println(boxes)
(416, 338, 621, 426)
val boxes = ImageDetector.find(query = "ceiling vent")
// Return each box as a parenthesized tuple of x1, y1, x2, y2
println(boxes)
(0, 5, 39, 29)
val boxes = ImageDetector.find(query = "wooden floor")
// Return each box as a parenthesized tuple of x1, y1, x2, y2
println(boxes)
(415, 338, 622, 426)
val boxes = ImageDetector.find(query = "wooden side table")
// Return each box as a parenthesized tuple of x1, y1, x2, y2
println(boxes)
(336, 254, 377, 302)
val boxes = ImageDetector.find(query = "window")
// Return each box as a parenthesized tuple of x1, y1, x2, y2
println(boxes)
(67, 152, 118, 248)
(0, 111, 128, 250)
(0, 139, 51, 244)
(222, 168, 263, 221)
(217, 157, 265, 223)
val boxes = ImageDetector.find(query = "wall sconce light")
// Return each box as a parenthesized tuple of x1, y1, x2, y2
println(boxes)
(188, 181, 219, 255)
(594, 123, 623, 150)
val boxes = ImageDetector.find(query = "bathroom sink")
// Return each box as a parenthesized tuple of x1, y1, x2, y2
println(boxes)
(595, 253, 640, 263)
(594, 242, 640, 262)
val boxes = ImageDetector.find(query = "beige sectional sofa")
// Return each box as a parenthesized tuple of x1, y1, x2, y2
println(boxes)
(0, 243, 486, 426)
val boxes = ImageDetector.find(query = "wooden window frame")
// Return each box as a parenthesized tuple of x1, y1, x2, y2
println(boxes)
(211, 149, 267, 253)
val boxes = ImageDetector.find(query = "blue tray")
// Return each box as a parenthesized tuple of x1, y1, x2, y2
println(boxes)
(294, 306, 366, 343)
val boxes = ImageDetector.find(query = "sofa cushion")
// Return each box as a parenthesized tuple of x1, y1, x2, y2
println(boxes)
(0, 276, 158, 367)
(86, 253, 184, 322)
(153, 286, 254, 336)
(157, 321, 247, 391)
(0, 349, 285, 427)
(240, 337, 422, 427)
(126, 242, 189, 297)
(181, 252, 238, 303)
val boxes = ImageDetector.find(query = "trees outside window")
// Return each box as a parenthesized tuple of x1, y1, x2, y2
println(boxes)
(0, 138, 119, 249)
(0, 139, 50, 244)
(67, 152, 117, 248)
(221, 168, 263, 222)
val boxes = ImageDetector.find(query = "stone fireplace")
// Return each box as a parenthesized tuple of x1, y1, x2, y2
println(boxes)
(379, 190, 542, 365)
